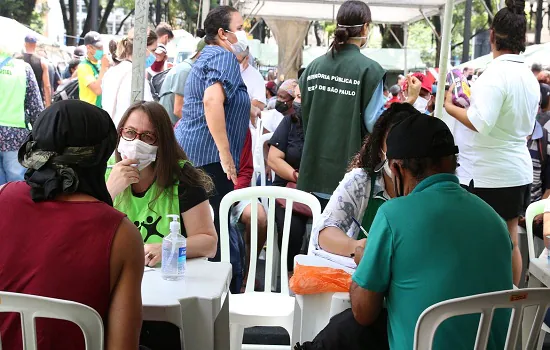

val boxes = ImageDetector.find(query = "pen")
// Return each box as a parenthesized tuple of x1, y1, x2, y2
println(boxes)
(352, 217, 369, 238)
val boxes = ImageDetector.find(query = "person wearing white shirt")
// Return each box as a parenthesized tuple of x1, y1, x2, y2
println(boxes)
(102, 29, 158, 128)
(237, 47, 266, 110)
(445, 0, 538, 286)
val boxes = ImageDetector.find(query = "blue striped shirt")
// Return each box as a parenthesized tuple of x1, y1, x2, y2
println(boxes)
(175, 45, 250, 169)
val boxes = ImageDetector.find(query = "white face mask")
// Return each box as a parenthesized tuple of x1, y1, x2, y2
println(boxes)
(349, 36, 368, 49)
(380, 150, 392, 178)
(117, 138, 158, 171)
(226, 30, 248, 53)
(413, 96, 430, 113)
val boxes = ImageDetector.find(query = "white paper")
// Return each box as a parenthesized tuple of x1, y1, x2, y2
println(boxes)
(312, 249, 357, 269)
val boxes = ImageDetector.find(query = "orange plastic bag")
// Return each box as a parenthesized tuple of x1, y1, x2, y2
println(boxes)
(290, 263, 352, 295)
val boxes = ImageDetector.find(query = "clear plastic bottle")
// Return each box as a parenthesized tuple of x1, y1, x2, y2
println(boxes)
(161, 215, 186, 281)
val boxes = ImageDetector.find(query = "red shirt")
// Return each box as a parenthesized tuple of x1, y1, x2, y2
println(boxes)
(235, 129, 253, 190)
(384, 96, 401, 109)
(0, 182, 126, 350)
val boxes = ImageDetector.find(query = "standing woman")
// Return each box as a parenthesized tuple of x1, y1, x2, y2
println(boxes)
(102, 28, 158, 128)
(297, 0, 387, 208)
(175, 5, 251, 249)
(445, 0, 539, 286)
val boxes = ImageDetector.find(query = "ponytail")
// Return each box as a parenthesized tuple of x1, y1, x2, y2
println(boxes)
(492, 0, 527, 53)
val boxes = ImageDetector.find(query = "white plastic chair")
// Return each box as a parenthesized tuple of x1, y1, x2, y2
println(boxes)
(220, 187, 322, 350)
(0, 291, 104, 350)
(252, 132, 275, 192)
(525, 199, 550, 348)
(414, 288, 550, 350)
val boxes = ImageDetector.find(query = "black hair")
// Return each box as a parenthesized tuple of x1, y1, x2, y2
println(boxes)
(196, 28, 206, 38)
(330, 0, 371, 57)
(298, 67, 306, 79)
(348, 103, 418, 172)
(68, 58, 81, 72)
(491, 0, 526, 53)
(204, 6, 239, 45)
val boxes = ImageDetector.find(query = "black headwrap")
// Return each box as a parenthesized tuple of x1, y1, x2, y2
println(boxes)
(18, 100, 117, 205)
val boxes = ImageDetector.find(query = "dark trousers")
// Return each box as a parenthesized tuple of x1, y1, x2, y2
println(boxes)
(199, 162, 234, 261)
(140, 321, 181, 350)
(296, 308, 389, 350)
(275, 202, 310, 271)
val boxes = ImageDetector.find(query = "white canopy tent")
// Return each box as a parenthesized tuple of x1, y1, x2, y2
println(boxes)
(236, 0, 458, 117)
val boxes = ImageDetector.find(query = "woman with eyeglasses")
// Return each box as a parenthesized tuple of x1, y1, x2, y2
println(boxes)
(174, 5, 254, 252)
(107, 101, 217, 266)
(101, 27, 158, 128)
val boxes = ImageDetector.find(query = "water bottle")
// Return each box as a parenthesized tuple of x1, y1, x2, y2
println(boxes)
(161, 214, 186, 281)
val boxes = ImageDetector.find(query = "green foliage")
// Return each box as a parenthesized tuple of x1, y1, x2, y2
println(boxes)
(0, 0, 37, 25)
(324, 22, 336, 41)
(29, 2, 49, 33)
(407, 0, 499, 66)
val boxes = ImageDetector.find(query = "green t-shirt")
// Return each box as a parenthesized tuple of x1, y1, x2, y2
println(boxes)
(297, 45, 385, 194)
(353, 174, 513, 350)
(159, 59, 194, 125)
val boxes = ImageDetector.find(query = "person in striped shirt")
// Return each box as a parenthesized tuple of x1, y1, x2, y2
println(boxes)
(174, 5, 252, 257)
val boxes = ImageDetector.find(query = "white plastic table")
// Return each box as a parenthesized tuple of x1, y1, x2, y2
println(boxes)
(294, 254, 355, 343)
(141, 259, 232, 350)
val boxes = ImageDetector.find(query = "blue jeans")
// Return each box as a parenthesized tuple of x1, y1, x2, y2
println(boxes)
(0, 151, 25, 185)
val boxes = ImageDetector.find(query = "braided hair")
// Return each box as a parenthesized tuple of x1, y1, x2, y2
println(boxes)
(492, 0, 527, 53)
(330, 0, 371, 57)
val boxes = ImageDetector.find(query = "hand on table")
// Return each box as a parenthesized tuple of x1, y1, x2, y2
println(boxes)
(144, 243, 162, 267)
(106, 158, 140, 199)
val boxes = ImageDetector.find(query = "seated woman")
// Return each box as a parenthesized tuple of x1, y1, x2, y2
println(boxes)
(267, 79, 308, 272)
(107, 101, 217, 264)
(0, 100, 143, 349)
(310, 102, 420, 259)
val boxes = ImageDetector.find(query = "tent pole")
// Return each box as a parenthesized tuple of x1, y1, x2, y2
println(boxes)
(420, 9, 441, 41)
(434, 0, 455, 118)
(388, 27, 403, 48)
(131, 0, 149, 102)
(403, 23, 409, 75)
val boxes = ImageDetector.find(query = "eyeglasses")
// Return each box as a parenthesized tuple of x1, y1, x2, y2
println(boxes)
(119, 128, 157, 145)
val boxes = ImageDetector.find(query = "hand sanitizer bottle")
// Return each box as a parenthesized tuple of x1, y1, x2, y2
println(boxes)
(161, 215, 186, 281)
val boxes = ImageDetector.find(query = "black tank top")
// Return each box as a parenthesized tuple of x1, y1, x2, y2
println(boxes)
(23, 53, 44, 98)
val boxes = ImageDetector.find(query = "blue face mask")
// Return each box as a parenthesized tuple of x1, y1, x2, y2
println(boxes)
(145, 53, 156, 68)
(93, 49, 103, 61)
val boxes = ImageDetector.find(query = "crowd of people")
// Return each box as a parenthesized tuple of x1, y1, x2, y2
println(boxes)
(0, 0, 549, 348)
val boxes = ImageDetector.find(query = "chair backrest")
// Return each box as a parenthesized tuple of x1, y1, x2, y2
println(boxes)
(414, 288, 550, 350)
(220, 186, 321, 294)
(252, 132, 274, 190)
(526, 199, 548, 261)
(0, 291, 104, 350)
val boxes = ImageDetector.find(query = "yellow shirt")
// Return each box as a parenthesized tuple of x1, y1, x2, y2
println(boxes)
(77, 60, 101, 106)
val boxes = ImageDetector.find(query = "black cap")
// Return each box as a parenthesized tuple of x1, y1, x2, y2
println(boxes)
(387, 114, 459, 160)
(83, 31, 102, 48)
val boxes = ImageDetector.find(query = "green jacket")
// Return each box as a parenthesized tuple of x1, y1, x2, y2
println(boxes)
(298, 45, 385, 194)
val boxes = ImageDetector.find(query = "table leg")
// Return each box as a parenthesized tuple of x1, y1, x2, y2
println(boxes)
(214, 292, 230, 350)
(180, 298, 216, 350)
(522, 273, 545, 348)
(296, 292, 335, 343)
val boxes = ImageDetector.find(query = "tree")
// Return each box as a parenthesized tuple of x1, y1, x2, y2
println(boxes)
(0, 0, 38, 26)
(59, 0, 130, 46)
